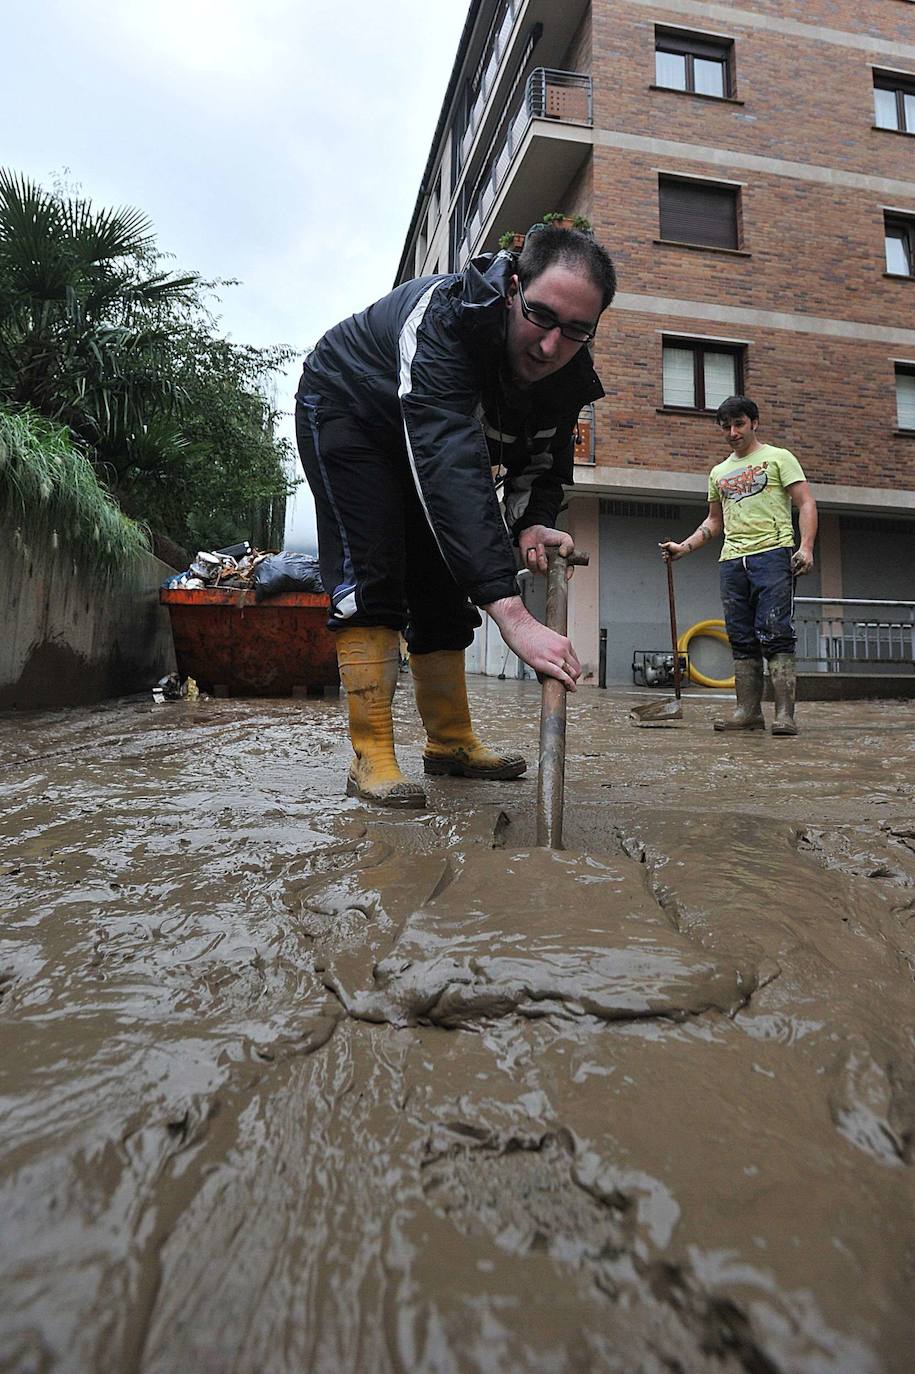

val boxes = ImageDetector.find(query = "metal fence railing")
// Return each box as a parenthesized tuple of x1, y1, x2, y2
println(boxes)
(795, 597, 915, 673)
(526, 67, 593, 123)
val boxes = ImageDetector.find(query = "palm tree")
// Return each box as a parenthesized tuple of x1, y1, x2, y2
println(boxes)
(0, 171, 295, 556)
(0, 170, 198, 449)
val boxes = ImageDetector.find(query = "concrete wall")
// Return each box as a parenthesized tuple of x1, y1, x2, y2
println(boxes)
(1, 525, 177, 708)
(598, 498, 726, 684)
(840, 518, 915, 600)
(565, 497, 601, 680)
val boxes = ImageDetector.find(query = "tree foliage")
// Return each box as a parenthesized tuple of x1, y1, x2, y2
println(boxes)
(0, 170, 296, 557)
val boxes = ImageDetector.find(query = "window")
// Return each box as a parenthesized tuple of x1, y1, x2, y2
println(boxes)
(874, 71, 915, 133)
(659, 175, 740, 250)
(655, 28, 733, 98)
(662, 339, 743, 411)
(896, 365, 915, 429)
(885, 214, 915, 275)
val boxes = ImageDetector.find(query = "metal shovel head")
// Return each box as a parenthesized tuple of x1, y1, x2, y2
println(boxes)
(629, 696, 683, 726)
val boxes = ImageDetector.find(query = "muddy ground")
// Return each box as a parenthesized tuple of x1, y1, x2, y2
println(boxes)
(1, 678, 914, 1374)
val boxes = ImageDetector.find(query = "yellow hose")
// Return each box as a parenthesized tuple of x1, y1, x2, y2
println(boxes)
(677, 619, 735, 689)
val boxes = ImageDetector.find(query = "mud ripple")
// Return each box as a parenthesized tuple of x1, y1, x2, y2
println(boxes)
(332, 847, 760, 1029)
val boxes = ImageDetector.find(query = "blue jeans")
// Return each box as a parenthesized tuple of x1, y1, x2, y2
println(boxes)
(719, 547, 796, 660)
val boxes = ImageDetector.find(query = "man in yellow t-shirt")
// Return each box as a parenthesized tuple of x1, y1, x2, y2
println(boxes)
(659, 395, 817, 736)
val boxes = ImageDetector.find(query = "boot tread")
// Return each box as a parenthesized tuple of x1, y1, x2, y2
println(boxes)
(423, 750, 527, 779)
(346, 774, 427, 807)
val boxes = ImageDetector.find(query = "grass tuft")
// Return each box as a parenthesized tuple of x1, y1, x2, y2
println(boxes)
(0, 405, 149, 577)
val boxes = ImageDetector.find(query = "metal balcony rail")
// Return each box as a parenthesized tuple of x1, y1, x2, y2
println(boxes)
(795, 597, 915, 672)
(458, 68, 593, 267)
(573, 403, 595, 464)
(527, 67, 593, 124)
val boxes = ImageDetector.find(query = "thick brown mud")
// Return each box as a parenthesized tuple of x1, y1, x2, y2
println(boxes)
(1, 680, 913, 1373)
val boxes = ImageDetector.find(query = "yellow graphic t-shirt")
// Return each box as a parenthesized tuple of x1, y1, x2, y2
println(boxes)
(708, 444, 806, 560)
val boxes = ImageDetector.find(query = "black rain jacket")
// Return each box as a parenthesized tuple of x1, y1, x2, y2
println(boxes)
(297, 251, 605, 606)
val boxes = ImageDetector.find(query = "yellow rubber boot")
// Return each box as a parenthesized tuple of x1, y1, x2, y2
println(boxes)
(336, 627, 426, 807)
(410, 649, 527, 780)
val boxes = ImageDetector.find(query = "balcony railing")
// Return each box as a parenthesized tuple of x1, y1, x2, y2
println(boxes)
(795, 598, 915, 672)
(456, 0, 522, 178)
(527, 67, 593, 123)
(457, 68, 593, 267)
(573, 404, 595, 464)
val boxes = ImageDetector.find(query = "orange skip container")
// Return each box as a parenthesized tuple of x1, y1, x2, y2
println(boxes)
(160, 588, 339, 696)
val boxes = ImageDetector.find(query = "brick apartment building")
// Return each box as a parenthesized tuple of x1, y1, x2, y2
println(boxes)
(396, 0, 915, 683)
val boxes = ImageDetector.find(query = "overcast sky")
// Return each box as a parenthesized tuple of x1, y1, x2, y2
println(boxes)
(1, 0, 469, 551)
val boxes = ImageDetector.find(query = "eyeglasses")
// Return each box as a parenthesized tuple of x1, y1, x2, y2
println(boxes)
(516, 280, 596, 344)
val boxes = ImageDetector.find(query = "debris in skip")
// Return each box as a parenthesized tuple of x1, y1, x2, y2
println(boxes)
(161, 544, 323, 600)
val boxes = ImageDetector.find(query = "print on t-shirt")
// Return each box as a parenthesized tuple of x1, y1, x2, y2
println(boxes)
(717, 461, 769, 503)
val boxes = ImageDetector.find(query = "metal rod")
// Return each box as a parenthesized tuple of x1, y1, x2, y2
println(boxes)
(598, 627, 607, 690)
(666, 558, 681, 702)
(537, 548, 589, 850)
(796, 598, 915, 609)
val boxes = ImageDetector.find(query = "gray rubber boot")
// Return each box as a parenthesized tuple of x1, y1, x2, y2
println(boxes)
(713, 658, 765, 731)
(769, 653, 799, 736)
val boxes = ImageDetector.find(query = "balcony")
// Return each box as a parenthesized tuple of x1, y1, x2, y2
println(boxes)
(457, 68, 593, 267)
(456, 0, 522, 179)
(453, 0, 591, 190)
(573, 404, 595, 465)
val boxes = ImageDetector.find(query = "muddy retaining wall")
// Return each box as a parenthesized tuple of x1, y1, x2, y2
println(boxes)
(0, 524, 176, 708)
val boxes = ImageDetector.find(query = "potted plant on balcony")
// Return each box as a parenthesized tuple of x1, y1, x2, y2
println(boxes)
(541, 212, 592, 233)
(498, 230, 526, 252)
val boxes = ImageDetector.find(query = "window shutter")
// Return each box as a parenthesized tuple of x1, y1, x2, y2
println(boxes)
(896, 371, 915, 429)
(659, 179, 738, 249)
(693, 57, 725, 97)
(885, 230, 910, 275)
(874, 87, 898, 129)
(656, 49, 686, 89)
(704, 352, 736, 408)
(656, 28, 730, 60)
(663, 347, 696, 406)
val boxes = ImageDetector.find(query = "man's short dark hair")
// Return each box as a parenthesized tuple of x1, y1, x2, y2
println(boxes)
(716, 395, 759, 425)
(517, 225, 617, 312)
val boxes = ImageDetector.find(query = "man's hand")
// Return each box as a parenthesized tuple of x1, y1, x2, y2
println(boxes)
(484, 595, 581, 690)
(660, 510, 720, 562)
(518, 525, 574, 577)
(791, 546, 814, 575)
